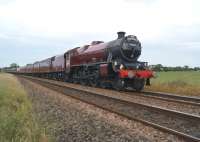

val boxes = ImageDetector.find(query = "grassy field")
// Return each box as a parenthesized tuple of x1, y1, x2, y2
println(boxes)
(145, 71, 200, 96)
(0, 73, 45, 142)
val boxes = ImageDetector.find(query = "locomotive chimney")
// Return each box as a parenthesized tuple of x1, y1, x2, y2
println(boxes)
(117, 31, 126, 39)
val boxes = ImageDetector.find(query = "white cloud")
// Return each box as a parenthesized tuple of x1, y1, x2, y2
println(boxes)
(178, 42, 200, 50)
(1, 0, 199, 39)
(0, 33, 9, 39)
(0, 0, 200, 67)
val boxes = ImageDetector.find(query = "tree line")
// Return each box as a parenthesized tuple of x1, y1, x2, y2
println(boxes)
(0, 63, 19, 72)
(150, 64, 200, 71)
(1, 63, 200, 72)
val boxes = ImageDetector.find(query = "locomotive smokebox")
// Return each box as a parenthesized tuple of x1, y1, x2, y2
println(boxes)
(117, 31, 126, 39)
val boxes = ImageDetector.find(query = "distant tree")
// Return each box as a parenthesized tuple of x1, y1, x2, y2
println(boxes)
(10, 63, 19, 68)
(184, 65, 189, 71)
(174, 66, 182, 71)
(153, 64, 163, 71)
(194, 67, 200, 71)
(150, 64, 199, 72)
(163, 67, 168, 72)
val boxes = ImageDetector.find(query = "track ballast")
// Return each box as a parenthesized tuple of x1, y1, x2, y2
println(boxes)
(19, 75, 200, 142)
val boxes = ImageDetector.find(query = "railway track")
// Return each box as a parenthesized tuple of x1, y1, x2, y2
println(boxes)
(140, 91, 200, 106)
(123, 91, 200, 116)
(68, 82, 200, 115)
(19, 75, 200, 142)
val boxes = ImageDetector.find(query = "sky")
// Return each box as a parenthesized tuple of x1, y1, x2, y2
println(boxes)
(0, 0, 200, 67)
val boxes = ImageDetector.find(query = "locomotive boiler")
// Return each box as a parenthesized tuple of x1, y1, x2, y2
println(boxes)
(17, 31, 154, 91)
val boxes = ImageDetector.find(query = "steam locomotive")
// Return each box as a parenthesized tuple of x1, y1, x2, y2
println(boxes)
(17, 32, 154, 91)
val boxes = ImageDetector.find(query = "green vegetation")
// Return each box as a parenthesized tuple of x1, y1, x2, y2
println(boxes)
(150, 64, 200, 72)
(145, 71, 200, 96)
(0, 73, 43, 142)
(10, 63, 19, 68)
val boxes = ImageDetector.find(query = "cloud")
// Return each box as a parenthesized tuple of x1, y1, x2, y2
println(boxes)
(0, 0, 15, 5)
(0, 0, 200, 67)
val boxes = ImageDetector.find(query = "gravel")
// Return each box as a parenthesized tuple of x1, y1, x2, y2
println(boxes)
(55, 80, 200, 116)
(18, 77, 185, 142)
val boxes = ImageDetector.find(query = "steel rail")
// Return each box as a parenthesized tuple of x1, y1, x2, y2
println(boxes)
(141, 91, 200, 104)
(124, 90, 200, 107)
(19, 76, 200, 142)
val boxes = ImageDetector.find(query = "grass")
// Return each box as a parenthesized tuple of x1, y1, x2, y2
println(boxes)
(145, 71, 200, 96)
(0, 73, 45, 142)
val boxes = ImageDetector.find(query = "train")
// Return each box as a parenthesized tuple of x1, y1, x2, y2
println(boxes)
(16, 32, 154, 91)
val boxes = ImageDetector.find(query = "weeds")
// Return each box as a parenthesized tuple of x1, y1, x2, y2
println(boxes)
(0, 73, 45, 142)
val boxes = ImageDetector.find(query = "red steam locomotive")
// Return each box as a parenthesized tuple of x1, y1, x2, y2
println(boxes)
(17, 32, 154, 91)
